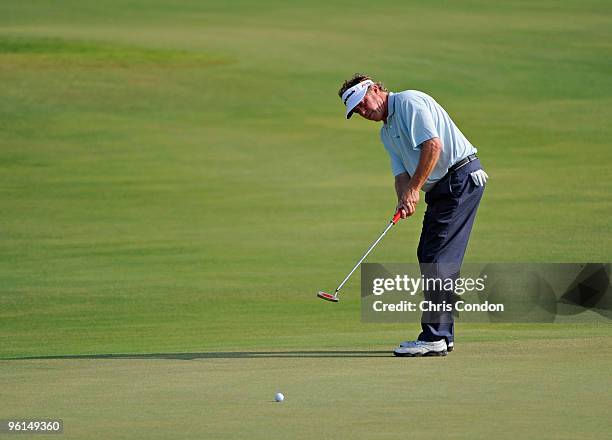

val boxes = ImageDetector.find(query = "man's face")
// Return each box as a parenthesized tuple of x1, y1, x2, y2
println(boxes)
(353, 86, 387, 122)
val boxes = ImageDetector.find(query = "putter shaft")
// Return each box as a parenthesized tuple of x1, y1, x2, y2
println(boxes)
(334, 212, 401, 296)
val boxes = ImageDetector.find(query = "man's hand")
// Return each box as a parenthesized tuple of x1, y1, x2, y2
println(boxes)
(393, 138, 441, 218)
(394, 172, 419, 218)
(397, 186, 420, 218)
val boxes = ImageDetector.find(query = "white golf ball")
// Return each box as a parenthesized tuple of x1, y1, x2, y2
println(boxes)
(274, 392, 285, 402)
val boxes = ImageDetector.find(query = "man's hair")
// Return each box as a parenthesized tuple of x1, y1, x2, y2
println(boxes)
(338, 73, 388, 99)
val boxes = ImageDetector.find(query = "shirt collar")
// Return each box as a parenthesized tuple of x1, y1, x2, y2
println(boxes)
(385, 92, 396, 124)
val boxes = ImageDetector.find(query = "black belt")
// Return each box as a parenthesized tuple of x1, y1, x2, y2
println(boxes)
(448, 154, 477, 173)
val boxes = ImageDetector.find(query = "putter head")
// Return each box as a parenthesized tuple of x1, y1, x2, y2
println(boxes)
(317, 291, 339, 302)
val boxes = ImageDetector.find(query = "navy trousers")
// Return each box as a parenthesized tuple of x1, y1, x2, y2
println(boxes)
(416, 159, 485, 345)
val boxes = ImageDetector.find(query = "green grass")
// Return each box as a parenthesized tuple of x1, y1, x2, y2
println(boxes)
(1, 0, 611, 438)
(0, 35, 228, 68)
(2, 337, 611, 440)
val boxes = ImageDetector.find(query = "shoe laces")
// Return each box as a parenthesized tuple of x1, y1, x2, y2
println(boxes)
(416, 340, 443, 346)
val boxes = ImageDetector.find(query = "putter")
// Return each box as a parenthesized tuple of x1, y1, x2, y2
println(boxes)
(318, 210, 402, 302)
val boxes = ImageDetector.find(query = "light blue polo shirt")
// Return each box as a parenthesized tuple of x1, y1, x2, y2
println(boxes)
(380, 90, 477, 192)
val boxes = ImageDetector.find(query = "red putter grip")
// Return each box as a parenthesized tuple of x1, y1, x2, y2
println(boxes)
(391, 210, 402, 224)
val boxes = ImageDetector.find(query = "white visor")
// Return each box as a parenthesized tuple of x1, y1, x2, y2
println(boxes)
(341, 80, 373, 119)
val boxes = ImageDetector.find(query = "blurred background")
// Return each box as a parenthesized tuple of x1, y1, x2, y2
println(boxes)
(1, 0, 611, 358)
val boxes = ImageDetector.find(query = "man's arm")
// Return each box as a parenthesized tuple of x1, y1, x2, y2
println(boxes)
(396, 137, 442, 218)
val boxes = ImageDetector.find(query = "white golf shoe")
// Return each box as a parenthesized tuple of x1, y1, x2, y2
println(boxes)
(399, 339, 453, 352)
(393, 340, 448, 357)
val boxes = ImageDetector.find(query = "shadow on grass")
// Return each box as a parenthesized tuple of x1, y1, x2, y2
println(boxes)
(5, 351, 392, 361)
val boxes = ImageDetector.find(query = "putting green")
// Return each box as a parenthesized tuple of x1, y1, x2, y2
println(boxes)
(1, 0, 611, 437)
(2, 334, 611, 439)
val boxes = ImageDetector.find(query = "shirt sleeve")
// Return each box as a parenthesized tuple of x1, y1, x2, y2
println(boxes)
(382, 138, 406, 176)
(403, 97, 439, 149)
(380, 130, 407, 176)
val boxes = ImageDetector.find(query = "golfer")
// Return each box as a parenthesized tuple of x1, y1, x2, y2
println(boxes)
(338, 74, 487, 356)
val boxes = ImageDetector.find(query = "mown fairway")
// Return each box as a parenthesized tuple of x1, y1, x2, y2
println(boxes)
(1, 1, 611, 438)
